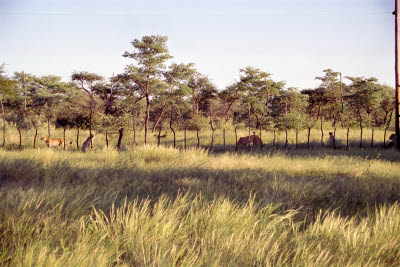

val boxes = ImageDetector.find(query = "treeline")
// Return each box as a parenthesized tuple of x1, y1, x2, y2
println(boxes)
(0, 35, 395, 149)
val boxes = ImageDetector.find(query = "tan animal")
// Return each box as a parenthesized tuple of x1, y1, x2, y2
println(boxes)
(237, 132, 263, 147)
(237, 135, 255, 147)
(253, 135, 263, 146)
(154, 131, 168, 138)
(81, 134, 94, 152)
(329, 132, 334, 147)
(388, 134, 398, 148)
(41, 137, 72, 149)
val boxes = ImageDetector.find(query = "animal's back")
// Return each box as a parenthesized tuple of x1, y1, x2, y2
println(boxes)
(237, 136, 254, 146)
(41, 137, 62, 148)
(81, 135, 93, 152)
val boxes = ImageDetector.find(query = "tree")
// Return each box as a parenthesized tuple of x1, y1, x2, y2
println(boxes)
(71, 71, 103, 148)
(219, 83, 242, 123)
(315, 69, 343, 126)
(272, 88, 308, 147)
(164, 62, 195, 146)
(237, 66, 284, 131)
(302, 87, 330, 147)
(123, 35, 172, 144)
(345, 76, 380, 148)
(0, 64, 17, 147)
(188, 73, 218, 116)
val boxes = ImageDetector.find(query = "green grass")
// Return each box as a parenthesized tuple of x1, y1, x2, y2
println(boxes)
(0, 128, 400, 265)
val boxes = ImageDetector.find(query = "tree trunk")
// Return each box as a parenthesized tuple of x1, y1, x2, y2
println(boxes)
(184, 127, 186, 150)
(63, 127, 66, 150)
(33, 128, 37, 149)
(320, 108, 323, 147)
(273, 129, 276, 147)
(145, 94, 150, 144)
(371, 128, 374, 148)
(18, 127, 22, 149)
(259, 126, 262, 149)
(152, 106, 166, 132)
(285, 102, 288, 148)
(296, 129, 298, 149)
(170, 105, 176, 148)
(105, 130, 109, 148)
(117, 128, 124, 150)
(89, 94, 94, 149)
(248, 103, 251, 149)
(47, 116, 50, 148)
(196, 129, 199, 149)
(76, 128, 80, 150)
(132, 105, 136, 146)
(169, 124, 176, 148)
(347, 128, 350, 149)
(333, 127, 336, 150)
(359, 115, 363, 149)
(308, 127, 311, 149)
(172, 129, 176, 148)
(157, 127, 161, 147)
(384, 111, 393, 149)
(1, 100, 5, 147)
(210, 130, 214, 151)
(210, 106, 214, 151)
(235, 127, 238, 151)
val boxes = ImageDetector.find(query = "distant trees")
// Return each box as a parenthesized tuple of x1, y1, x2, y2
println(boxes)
(0, 36, 396, 150)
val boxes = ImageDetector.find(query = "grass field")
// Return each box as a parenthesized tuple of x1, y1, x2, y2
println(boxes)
(1, 127, 400, 266)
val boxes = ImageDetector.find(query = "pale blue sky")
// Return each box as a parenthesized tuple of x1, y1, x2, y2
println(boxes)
(0, 0, 394, 89)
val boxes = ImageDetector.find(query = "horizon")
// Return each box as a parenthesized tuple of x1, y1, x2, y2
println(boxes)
(0, 0, 395, 90)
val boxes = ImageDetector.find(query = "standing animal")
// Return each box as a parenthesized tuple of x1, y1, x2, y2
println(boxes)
(253, 135, 263, 146)
(329, 132, 334, 147)
(237, 132, 262, 147)
(388, 134, 398, 148)
(81, 134, 94, 152)
(237, 135, 255, 147)
(41, 137, 72, 149)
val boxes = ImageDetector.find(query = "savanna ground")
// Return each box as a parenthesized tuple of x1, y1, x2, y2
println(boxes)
(1, 126, 400, 266)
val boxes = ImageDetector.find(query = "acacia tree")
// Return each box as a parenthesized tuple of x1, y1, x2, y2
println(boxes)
(237, 67, 284, 132)
(0, 64, 17, 147)
(219, 83, 242, 124)
(71, 71, 103, 148)
(188, 73, 218, 116)
(302, 88, 330, 147)
(345, 76, 380, 148)
(315, 69, 343, 126)
(123, 35, 172, 144)
(164, 63, 195, 146)
(271, 88, 308, 147)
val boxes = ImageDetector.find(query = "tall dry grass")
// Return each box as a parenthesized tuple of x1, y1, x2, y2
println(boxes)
(0, 129, 400, 265)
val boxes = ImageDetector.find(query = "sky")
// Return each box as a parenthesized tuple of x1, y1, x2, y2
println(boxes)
(0, 0, 395, 90)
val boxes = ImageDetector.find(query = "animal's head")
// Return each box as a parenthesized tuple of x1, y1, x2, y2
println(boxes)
(40, 137, 46, 140)
(389, 134, 396, 140)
